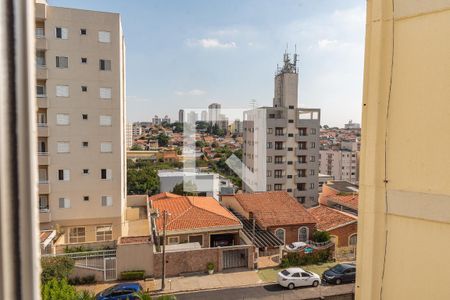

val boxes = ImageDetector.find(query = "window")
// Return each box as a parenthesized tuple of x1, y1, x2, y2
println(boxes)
(81, 86, 87, 92)
(36, 85, 46, 97)
(275, 228, 285, 244)
(56, 114, 70, 125)
(36, 50, 46, 66)
(288, 133, 293, 137)
(310, 142, 316, 149)
(188, 235, 203, 246)
(99, 59, 111, 71)
(297, 183, 306, 191)
(274, 184, 282, 191)
(266, 170, 272, 177)
(301, 272, 311, 278)
(101, 196, 113, 207)
(288, 119, 294, 123)
(349, 234, 358, 246)
(275, 127, 284, 136)
(82, 169, 89, 175)
(288, 105, 295, 109)
(310, 128, 317, 135)
(310, 169, 315, 176)
(98, 31, 111, 43)
(82, 141, 89, 148)
(292, 273, 301, 278)
(81, 57, 87, 64)
(58, 197, 70, 209)
(100, 142, 113, 153)
(55, 27, 68, 39)
(298, 169, 306, 177)
(96, 225, 113, 241)
(80, 28, 87, 35)
(69, 227, 86, 243)
(266, 142, 272, 149)
(310, 183, 315, 189)
(101, 169, 112, 180)
(36, 26, 45, 38)
(298, 128, 307, 136)
(167, 236, 179, 245)
(99, 87, 112, 99)
(266, 184, 272, 191)
(298, 197, 305, 204)
(56, 85, 69, 97)
(39, 195, 49, 211)
(310, 156, 316, 162)
(287, 188, 292, 192)
(83, 196, 89, 201)
(274, 156, 283, 164)
(274, 170, 283, 178)
(298, 226, 309, 242)
(57, 142, 70, 153)
(287, 147, 293, 151)
(266, 156, 272, 163)
(275, 142, 284, 150)
(56, 56, 68, 68)
(99, 115, 112, 126)
(267, 128, 273, 134)
(82, 114, 88, 120)
(58, 169, 70, 181)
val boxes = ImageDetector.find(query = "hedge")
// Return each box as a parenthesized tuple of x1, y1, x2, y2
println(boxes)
(120, 270, 145, 280)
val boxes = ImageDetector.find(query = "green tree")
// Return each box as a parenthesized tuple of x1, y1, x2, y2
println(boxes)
(172, 181, 198, 196)
(312, 230, 331, 243)
(41, 278, 95, 300)
(127, 167, 160, 195)
(41, 256, 75, 284)
(130, 144, 144, 151)
(157, 133, 169, 147)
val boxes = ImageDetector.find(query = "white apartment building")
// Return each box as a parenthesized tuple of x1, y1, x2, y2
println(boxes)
(35, 1, 126, 246)
(132, 123, 144, 137)
(319, 150, 359, 184)
(126, 123, 133, 149)
(243, 53, 321, 207)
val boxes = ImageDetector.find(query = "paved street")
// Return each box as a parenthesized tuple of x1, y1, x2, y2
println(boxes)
(175, 283, 354, 300)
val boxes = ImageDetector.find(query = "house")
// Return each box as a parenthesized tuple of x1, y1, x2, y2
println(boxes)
(148, 192, 242, 248)
(308, 205, 357, 248)
(221, 192, 317, 246)
(319, 180, 359, 215)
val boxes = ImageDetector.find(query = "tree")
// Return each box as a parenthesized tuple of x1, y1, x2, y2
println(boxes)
(130, 144, 144, 151)
(127, 167, 159, 195)
(157, 133, 169, 147)
(312, 230, 331, 243)
(41, 256, 75, 284)
(172, 181, 198, 196)
(41, 278, 95, 300)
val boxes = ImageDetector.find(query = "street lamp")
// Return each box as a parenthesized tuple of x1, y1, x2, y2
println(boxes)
(161, 210, 170, 290)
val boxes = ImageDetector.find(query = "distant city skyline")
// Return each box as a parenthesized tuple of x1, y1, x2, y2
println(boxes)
(51, 0, 366, 127)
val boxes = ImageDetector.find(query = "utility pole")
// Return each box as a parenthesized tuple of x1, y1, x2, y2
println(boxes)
(161, 210, 167, 290)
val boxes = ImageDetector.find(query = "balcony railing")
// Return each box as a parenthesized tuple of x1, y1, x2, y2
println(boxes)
(38, 151, 48, 156)
(37, 122, 47, 127)
(38, 179, 49, 184)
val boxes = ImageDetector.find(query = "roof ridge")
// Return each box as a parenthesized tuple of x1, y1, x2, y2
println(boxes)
(164, 197, 193, 227)
(187, 196, 237, 222)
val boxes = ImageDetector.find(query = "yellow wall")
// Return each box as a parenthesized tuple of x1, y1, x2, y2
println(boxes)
(356, 1, 450, 299)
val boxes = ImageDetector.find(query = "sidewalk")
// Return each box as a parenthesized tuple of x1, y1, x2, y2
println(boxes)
(153, 269, 265, 295)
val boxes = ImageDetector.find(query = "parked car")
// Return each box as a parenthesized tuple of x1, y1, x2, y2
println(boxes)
(285, 242, 307, 251)
(95, 283, 143, 300)
(277, 267, 321, 289)
(322, 263, 356, 285)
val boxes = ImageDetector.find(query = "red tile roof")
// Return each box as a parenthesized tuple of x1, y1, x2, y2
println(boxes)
(232, 192, 317, 228)
(119, 236, 151, 244)
(150, 193, 241, 232)
(328, 194, 359, 210)
(308, 206, 357, 231)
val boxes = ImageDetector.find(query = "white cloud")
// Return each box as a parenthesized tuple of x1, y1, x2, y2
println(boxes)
(317, 39, 338, 49)
(174, 89, 207, 96)
(186, 38, 237, 49)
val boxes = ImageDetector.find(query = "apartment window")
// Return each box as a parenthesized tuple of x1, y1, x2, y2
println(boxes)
(100, 142, 113, 153)
(58, 197, 71, 209)
(299, 128, 307, 136)
(98, 31, 111, 43)
(288, 105, 294, 109)
(310, 156, 316, 162)
(310, 128, 317, 135)
(55, 27, 68, 39)
(101, 169, 112, 180)
(99, 115, 112, 126)
(275, 228, 285, 244)
(99, 87, 112, 99)
(56, 56, 68, 68)
(96, 225, 113, 241)
(80, 28, 87, 35)
(275, 142, 284, 150)
(82, 169, 89, 175)
(81, 57, 87, 64)
(298, 142, 307, 149)
(287, 161, 293, 165)
(274, 156, 283, 164)
(310, 183, 315, 189)
(266, 184, 272, 191)
(56, 113, 70, 125)
(297, 183, 306, 191)
(39, 195, 49, 211)
(288, 133, 293, 137)
(266, 170, 272, 177)
(310, 142, 316, 149)
(56, 85, 69, 97)
(298, 169, 306, 177)
(288, 119, 294, 123)
(36, 85, 46, 97)
(275, 127, 284, 136)
(82, 141, 89, 148)
(58, 169, 70, 181)
(298, 197, 306, 204)
(267, 128, 273, 134)
(274, 170, 283, 178)
(81, 86, 87, 92)
(298, 227, 309, 242)
(101, 196, 113, 207)
(69, 227, 86, 243)
(310, 169, 315, 176)
(57, 142, 70, 153)
(36, 26, 45, 38)
(274, 184, 282, 191)
(266, 156, 272, 163)
(99, 59, 111, 71)
(167, 236, 179, 245)
(266, 142, 272, 149)
(287, 188, 292, 192)
(36, 50, 46, 66)
(82, 114, 88, 120)
(83, 196, 89, 201)
(287, 147, 293, 151)
(298, 155, 307, 163)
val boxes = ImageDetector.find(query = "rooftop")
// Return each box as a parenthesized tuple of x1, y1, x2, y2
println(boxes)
(308, 206, 357, 231)
(326, 181, 359, 193)
(328, 194, 359, 211)
(231, 192, 317, 228)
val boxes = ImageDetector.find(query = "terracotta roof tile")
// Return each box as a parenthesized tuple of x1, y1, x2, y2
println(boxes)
(232, 192, 317, 228)
(150, 193, 241, 232)
(308, 205, 357, 231)
(328, 194, 359, 210)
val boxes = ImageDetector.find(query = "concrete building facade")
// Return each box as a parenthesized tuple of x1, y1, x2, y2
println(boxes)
(319, 150, 359, 184)
(243, 53, 320, 207)
(35, 1, 126, 245)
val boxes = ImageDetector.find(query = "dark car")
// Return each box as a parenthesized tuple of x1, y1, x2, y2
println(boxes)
(322, 263, 356, 285)
(95, 283, 143, 300)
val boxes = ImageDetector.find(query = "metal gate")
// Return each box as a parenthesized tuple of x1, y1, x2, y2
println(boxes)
(104, 257, 117, 281)
(223, 249, 248, 269)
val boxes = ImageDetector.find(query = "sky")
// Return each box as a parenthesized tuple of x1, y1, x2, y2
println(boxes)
(51, 0, 366, 127)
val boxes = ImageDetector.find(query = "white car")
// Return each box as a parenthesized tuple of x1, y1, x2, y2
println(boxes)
(277, 268, 321, 289)
(285, 242, 307, 251)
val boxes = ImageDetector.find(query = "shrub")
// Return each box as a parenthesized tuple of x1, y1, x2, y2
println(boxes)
(283, 248, 332, 267)
(206, 262, 215, 271)
(41, 256, 75, 284)
(120, 270, 145, 280)
(280, 258, 290, 268)
(41, 278, 95, 300)
(68, 275, 96, 285)
(312, 231, 330, 243)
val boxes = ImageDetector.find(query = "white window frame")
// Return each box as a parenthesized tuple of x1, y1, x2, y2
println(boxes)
(298, 226, 309, 242)
(96, 225, 113, 241)
(99, 115, 112, 126)
(56, 142, 70, 153)
(101, 196, 113, 207)
(56, 113, 70, 125)
(274, 228, 285, 244)
(58, 197, 70, 209)
(100, 142, 113, 153)
(98, 31, 111, 43)
(99, 59, 111, 71)
(55, 85, 69, 97)
(55, 27, 68, 39)
(58, 169, 70, 181)
(349, 234, 358, 246)
(101, 168, 112, 180)
(168, 236, 179, 245)
(68, 227, 86, 244)
(99, 87, 112, 99)
(56, 56, 68, 68)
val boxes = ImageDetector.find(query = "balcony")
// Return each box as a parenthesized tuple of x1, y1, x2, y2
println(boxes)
(295, 175, 307, 183)
(37, 97, 48, 108)
(296, 149, 309, 156)
(36, 65, 48, 80)
(295, 134, 308, 142)
(39, 209, 51, 223)
(36, 37, 47, 50)
(295, 161, 307, 169)
(35, 2, 47, 20)
(38, 181, 50, 194)
(38, 152, 50, 165)
(37, 123, 49, 137)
